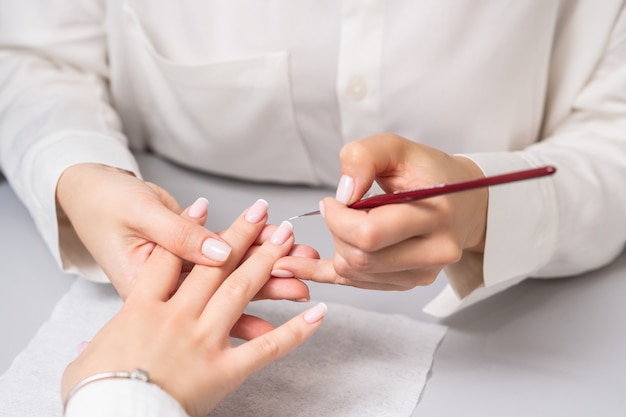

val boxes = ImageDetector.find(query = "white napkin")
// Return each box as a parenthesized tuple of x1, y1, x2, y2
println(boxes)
(0, 279, 446, 417)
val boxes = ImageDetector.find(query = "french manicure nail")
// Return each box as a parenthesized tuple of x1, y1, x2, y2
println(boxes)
(245, 199, 269, 223)
(335, 175, 354, 204)
(188, 197, 209, 218)
(304, 302, 328, 323)
(271, 269, 295, 278)
(202, 238, 231, 262)
(270, 221, 293, 245)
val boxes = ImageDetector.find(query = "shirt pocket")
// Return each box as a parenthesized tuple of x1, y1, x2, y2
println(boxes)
(121, 5, 315, 184)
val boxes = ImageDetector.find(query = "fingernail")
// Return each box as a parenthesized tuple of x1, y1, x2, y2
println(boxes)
(335, 175, 354, 204)
(318, 200, 326, 218)
(188, 197, 209, 219)
(77, 341, 90, 355)
(303, 302, 328, 323)
(271, 269, 295, 278)
(270, 221, 293, 245)
(202, 238, 231, 261)
(292, 297, 310, 302)
(245, 199, 269, 223)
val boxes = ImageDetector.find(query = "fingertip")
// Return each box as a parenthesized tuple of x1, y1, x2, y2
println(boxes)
(187, 197, 209, 219)
(270, 221, 293, 245)
(303, 302, 328, 324)
(245, 199, 269, 223)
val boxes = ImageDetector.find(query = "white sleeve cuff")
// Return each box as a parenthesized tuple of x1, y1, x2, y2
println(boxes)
(64, 379, 189, 417)
(15, 131, 140, 282)
(424, 151, 558, 317)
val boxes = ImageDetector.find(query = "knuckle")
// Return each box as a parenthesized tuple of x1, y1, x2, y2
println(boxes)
(436, 238, 463, 265)
(415, 271, 439, 287)
(351, 223, 381, 252)
(339, 141, 364, 164)
(395, 269, 439, 290)
(221, 275, 252, 297)
(171, 222, 205, 254)
(255, 334, 282, 358)
(334, 251, 370, 275)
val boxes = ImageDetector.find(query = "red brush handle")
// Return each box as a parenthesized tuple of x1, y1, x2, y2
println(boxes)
(350, 166, 557, 210)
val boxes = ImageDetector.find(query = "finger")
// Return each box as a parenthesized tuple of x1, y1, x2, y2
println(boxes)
(273, 257, 410, 290)
(128, 245, 183, 301)
(331, 253, 442, 289)
(134, 194, 232, 266)
(170, 199, 270, 315)
(321, 197, 438, 252)
(199, 221, 294, 334)
(251, 278, 310, 302)
(231, 303, 327, 376)
(239, 243, 319, 266)
(333, 232, 462, 276)
(131, 197, 210, 301)
(288, 244, 320, 258)
(251, 226, 319, 258)
(230, 313, 276, 341)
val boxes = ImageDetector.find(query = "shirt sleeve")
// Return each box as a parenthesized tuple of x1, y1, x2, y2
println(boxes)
(425, 6, 626, 317)
(0, 0, 140, 282)
(64, 379, 190, 417)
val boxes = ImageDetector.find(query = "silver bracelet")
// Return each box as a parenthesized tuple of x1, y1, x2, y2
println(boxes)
(63, 368, 152, 413)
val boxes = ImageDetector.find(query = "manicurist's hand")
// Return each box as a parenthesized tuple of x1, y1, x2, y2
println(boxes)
(274, 133, 489, 290)
(61, 200, 327, 417)
(56, 163, 314, 301)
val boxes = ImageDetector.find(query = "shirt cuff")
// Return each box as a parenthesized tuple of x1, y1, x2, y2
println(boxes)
(64, 379, 189, 417)
(18, 131, 140, 282)
(424, 151, 558, 317)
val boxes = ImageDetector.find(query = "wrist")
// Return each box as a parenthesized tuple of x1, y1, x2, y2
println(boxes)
(56, 163, 136, 218)
(451, 155, 488, 252)
(63, 368, 152, 411)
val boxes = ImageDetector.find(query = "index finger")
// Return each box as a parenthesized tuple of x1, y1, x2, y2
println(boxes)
(321, 197, 435, 252)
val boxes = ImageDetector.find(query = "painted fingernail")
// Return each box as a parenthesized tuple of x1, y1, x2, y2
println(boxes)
(188, 197, 209, 219)
(77, 341, 90, 355)
(270, 221, 293, 245)
(202, 238, 231, 261)
(304, 302, 328, 323)
(271, 269, 295, 278)
(335, 175, 354, 204)
(245, 199, 269, 223)
(318, 200, 326, 218)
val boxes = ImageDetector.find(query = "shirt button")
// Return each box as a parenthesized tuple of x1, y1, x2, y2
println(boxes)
(347, 77, 368, 100)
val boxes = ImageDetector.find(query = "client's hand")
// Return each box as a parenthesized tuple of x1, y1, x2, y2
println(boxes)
(56, 163, 315, 301)
(61, 199, 327, 417)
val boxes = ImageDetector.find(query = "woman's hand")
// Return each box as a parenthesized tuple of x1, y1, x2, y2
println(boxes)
(56, 163, 314, 301)
(274, 133, 488, 290)
(61, 199, 326, 417)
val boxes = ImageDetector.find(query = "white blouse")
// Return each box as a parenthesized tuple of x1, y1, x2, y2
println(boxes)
(1, 0, 625, 319)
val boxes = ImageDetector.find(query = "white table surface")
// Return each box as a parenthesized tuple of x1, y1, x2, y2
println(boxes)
(2, 152, 625, 416)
